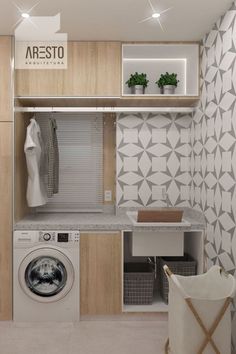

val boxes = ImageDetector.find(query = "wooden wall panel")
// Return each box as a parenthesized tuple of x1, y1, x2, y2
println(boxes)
(15, 42, 121, 97)
(0, 37, 13, 121)
(80, 232, 122, 315)
(0, 36, 13, 320)
(103, 113, 116, 204)
(0, 122, 12, 320)
(14, 111, 31, 222)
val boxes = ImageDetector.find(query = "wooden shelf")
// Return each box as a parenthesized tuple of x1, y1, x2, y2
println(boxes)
(15, 96, 199, 108)
(120, 95, 199, 107)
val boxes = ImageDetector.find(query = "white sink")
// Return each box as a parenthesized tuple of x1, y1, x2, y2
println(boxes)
(126, 211, 191, 227)
(126, 211, 190, 257)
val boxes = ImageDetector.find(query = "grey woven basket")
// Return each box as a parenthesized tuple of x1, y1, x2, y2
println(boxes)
(159, 254, 197, 304)
(124, 263, 154, 305)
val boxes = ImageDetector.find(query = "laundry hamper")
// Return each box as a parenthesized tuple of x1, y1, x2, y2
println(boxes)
(163, 265, 236, 354)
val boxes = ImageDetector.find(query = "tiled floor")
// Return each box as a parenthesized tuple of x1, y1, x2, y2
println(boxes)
(0, 320, 168, 354)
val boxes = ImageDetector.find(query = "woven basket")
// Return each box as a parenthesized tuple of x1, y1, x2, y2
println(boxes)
(159, 254, 197, 304)
(124, 263, 154, 305)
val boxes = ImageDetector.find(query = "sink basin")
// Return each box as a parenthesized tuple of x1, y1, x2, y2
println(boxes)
(127, 209, 191, 257)
(127, 211, 191, 227)
(127, 210, 190, 257)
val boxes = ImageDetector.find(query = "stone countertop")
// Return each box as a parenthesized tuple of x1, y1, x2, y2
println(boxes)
(14, 207, 205, 232)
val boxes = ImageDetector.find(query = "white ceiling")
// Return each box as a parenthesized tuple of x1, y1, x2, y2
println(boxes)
(0, 0, 233, 41)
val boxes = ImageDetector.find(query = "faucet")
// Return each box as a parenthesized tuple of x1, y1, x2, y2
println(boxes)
(166, 194, 171, 208)
(147, 257, 157, 279)
(162, 190, 171, 208)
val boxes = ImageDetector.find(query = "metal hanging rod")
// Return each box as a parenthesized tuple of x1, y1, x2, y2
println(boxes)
(15, 106, 195, 113)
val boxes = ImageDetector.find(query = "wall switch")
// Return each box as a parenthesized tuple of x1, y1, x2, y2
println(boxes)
(162, 187, 167, 200)
(104, 190, 112, 202)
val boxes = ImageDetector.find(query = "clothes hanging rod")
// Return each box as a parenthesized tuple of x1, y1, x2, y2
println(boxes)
(15, 107, 195, 113)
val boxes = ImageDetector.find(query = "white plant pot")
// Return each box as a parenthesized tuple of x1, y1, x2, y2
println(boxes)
(131, 85, 145, 95)
(163, 85, 176, 95)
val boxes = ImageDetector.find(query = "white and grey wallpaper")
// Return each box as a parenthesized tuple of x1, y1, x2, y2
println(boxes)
(191, 1, 236, 350)
(116, 112, 192, 207)
(116, 2, 236, 349)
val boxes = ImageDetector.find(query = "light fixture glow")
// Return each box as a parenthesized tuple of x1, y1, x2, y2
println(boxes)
(21, 13, 30, 18)
(152, 13, 160, 19)
(139, 0, 173, 31)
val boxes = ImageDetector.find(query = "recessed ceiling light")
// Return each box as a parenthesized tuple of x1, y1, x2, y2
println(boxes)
(139, 0, 173, 31)
(152, 13, 160, 19)
(21, 13, 30, 18)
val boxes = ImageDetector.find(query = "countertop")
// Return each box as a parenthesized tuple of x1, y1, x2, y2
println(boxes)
(14, 207, 205, 232)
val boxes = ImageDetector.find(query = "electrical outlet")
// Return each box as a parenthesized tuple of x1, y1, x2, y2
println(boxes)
(104, 190, 112, 202)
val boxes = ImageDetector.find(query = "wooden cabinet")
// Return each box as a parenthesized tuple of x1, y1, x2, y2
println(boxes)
(0, 36, 13, 320)
(0, 122, 12, 320)
(15, 42, 121, 97)
(80, 232, 122, 315)
(0, 37, 13, 121)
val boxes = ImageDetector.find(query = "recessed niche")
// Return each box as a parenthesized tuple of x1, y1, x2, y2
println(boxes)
(122, 44, 199, 97)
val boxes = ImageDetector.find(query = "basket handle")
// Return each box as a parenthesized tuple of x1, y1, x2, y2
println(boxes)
(219, 267, 236, 298)
(219, 267, 229, 278)
(163, 264, 190, 299)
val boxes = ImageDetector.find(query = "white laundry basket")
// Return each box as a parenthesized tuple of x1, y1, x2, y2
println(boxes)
(164, 265, 236, 354)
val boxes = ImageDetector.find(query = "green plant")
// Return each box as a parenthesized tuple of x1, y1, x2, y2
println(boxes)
(126, 72, 149, 88)
(156, 72, 179, 88)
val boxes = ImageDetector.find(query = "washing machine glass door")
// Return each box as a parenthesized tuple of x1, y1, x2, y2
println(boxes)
(19, 248, 75, 303)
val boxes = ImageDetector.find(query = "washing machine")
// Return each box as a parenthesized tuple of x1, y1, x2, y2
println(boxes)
(13, 230, 80, 322)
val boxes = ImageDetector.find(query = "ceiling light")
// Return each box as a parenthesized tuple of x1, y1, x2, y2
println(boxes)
(21, 13, 30, 18)
(139, 0, 173, 31)
(152, 13, 160, 19)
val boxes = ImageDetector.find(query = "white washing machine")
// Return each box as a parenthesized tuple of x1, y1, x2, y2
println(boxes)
(13, 230, 80, 322)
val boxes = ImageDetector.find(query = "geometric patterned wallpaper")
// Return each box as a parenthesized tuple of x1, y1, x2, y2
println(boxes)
(191, 1, 236, 350)
(116, 112, 192, 208)
(116, 2, 236, 348)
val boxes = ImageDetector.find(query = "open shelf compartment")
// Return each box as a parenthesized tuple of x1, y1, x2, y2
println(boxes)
(122, 230, 204, 313)
(122, 43, 199, 97)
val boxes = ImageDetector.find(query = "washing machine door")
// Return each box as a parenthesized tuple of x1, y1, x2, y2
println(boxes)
(18, 248, 75, 303)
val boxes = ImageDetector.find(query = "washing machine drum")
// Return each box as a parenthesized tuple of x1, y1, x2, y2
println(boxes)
(19, 248, 75, 303)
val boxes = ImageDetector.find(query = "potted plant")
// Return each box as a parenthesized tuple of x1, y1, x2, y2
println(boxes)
(126, 72, 149, 94)
(156, 72, 179, 94)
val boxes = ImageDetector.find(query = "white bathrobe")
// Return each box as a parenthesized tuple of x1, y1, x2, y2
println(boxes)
(24, 118, 47, 207)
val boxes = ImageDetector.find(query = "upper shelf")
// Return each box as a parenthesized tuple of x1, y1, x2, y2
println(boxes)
(122, 43, 199, 97)
(15, 41, 200, 108)
(15, 96, 199, 109)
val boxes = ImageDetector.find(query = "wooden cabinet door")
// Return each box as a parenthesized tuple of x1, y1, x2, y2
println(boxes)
(80, 232, 122, 315)
(0, 37, 13, 121)
(0, 122, 12, 320)
(15, 42, 121, 97)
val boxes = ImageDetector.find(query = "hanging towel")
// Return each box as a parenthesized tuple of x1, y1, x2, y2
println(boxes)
(49, 117, 59, 195)
(37, 116, 59, 197)
(24, 118, 47, 207)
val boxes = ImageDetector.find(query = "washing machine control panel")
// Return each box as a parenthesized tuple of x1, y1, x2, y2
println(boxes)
(43, 233, 51, 241)
(39, 231, 80, 243)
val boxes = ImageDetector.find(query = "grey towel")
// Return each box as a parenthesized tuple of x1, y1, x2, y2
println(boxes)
(37, 116, 59, 198)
